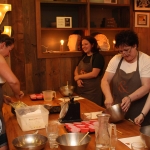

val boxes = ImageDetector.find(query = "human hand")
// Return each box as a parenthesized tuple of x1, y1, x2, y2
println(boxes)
(15, 91, 24, 99)
(104, 98, 113, 108)
(3, 95, 13, 104)
(134, 114, 144, 126)
(121, 96, 131, 112)
(77, 80, 84, 87)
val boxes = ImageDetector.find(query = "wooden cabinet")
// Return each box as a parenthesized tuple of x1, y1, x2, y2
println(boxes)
(35, 0, 132, 58)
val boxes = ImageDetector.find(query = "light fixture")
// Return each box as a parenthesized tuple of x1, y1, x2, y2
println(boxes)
(60, 40, 64, 51)
(0, 4, 11, 24)
(1, 26, 12, 36)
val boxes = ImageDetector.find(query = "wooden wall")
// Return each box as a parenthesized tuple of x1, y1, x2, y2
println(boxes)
(1, 0, 150, 96)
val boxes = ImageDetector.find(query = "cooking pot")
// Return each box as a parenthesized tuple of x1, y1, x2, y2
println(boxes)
(12, 134, 48, 150)
(60, 85, 75, 97)
(104, 103, 125, 123)
(140, 125, 150, 148)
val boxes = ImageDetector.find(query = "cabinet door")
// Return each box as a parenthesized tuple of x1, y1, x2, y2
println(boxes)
(36, 0, 88, 58)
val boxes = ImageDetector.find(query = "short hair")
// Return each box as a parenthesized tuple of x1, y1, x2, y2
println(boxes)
(81, 36, 99, 53)
(0, 34, 14, 47)
(115, 30, 139, 48)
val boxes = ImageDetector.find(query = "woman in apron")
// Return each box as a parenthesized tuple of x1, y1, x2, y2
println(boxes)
(0, 34, 24, 150)
(101, 30, 150, 126)
(74, 36, 105, 106)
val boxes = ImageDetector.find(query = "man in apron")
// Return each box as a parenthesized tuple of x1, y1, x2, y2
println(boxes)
(101, 30, 150, 126)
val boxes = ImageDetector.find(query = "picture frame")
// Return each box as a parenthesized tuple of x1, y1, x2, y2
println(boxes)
(56, 17, 72, 28)
(135, 12, 149, 27)
(134, 0, 150, 10)
(104, 0, 117, 4)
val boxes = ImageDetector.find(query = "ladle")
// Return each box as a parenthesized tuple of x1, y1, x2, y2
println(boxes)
(78, 132, 89, 145)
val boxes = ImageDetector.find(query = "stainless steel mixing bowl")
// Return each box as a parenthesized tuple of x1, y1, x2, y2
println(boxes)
(60, 85, 75, 97)
(12, 134, 48, 150)
(104, 103, 125, 123)
(56, 133, 91, 150)
(140, 125, 150, 149)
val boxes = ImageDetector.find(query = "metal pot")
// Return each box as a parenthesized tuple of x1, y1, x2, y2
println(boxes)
(12, 134, 48, 150)
(104, 103, 125, 123)
(60, 85, 75, 97)
(140, 125, 150, 149)
(56, 133, 91, 150)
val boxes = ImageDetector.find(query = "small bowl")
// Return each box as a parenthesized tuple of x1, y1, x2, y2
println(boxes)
(140, 125, 150, 148)
(104, 103, 125, 123)
(56, 133, 91, 150)
(12, 134, 48, 150)
(60, 85, 75, 97)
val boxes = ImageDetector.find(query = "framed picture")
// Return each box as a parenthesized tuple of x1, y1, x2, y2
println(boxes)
(56, 17, 72, 28)
(104, 0, 117, 4)
(134, 0, 150, 10)
(135, 12, 149, 27)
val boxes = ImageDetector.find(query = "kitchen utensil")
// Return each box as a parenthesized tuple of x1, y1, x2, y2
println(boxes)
(140, 125, 150, 149)
(59, 97, 81, 123)
(59, 81, 75, 96)
(9, 101, 28, 115)
(12, 134, 48, 150)
(56, 133, 91, 150)
(78, 132, 89, 145)
(104, 103, 125, 123)
(42, 90, 56, 101)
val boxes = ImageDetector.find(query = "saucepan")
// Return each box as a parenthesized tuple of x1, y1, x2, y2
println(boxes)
(140, 125, 150, 148)
(12, 133, 48, 150)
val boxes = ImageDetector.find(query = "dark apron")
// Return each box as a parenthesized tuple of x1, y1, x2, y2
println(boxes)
(77, 55, 102, 106)
(111, 52, 150, 126)
(0, 84, 5, 135)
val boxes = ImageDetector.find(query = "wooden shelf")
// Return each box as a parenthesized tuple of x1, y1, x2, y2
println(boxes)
(36, 0, 132, 58)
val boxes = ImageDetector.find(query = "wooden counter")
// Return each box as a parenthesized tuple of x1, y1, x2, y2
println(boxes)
(3, 92, 142, 150)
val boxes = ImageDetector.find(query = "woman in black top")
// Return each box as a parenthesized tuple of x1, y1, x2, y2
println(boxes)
(74, 36, 105, 106)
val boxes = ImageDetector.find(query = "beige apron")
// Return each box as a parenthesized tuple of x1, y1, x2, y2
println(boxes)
(111, 52, 150, 126)
(77, 55, 103, 106)
(0, 84, 5, 135)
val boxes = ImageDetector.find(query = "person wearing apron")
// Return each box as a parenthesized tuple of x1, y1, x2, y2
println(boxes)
(74, 36, 105, 106)
(101, 30, 150, 126)
(0, 34, 24, 150)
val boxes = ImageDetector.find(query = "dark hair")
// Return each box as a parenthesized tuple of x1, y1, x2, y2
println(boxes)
(81, 36, 99, 53)
(0, 34, 14, 47)
(115, 30, 139, 48)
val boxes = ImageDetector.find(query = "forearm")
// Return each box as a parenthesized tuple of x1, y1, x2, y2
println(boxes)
(128, 85, 150, 102)
(141, 93, 150, 116)
(8, 79, 21, 95)
(101, 79, 113, 100)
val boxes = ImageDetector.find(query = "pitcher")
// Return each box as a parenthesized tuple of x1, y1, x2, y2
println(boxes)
(42, 90, 56, 101)
(96, 113, 110, 150)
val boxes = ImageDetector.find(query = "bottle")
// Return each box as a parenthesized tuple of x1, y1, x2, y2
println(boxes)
(96, 113, 110, 150)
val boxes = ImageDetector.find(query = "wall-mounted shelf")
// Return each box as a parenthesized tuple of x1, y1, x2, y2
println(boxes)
(35, 0, 132, 58)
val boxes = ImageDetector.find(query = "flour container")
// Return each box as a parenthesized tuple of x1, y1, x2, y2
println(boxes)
(15, 105, 49, 131)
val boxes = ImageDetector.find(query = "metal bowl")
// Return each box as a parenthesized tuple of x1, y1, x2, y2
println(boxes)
(12, 134, 48, 150)
(104, 103, 125, 123)
(60, 85, 75, 97)
(140, 125, 150, 148)
(56, 133, 91, 150)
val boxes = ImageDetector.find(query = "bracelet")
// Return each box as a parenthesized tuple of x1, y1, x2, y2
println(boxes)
(127, 95, 131, 103)
(141, 112, 145, 118)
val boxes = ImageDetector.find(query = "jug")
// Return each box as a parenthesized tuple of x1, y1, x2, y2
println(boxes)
(96, 113, 110, 150)
(42, 90, 56, 101)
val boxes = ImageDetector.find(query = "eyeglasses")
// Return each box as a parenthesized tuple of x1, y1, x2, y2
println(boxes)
(118, 47, 132, 54)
